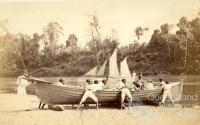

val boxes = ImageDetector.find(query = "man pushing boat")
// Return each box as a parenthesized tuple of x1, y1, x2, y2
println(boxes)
(77, 79, 99, 110)
(159, 78, 183, 106)
(115, 79, 132, 110)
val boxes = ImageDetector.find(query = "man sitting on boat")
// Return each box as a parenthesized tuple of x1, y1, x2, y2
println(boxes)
(99, 79, 109, 90)
(143, 79, 154, 90)
(115, 79, 132, 109)
(77, 79, 99, 110)
(160, 80, 182, 106)
(131, 71, 137, 82)
(90, 80, 102, 92)
(52, 79, 65, 86)
(134, 75, 146, 90)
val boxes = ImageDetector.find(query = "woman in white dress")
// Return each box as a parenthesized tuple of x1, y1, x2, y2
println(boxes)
(16, 72, 32, 110)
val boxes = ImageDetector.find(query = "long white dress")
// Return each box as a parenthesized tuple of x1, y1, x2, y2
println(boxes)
(16, 76, 31, 110)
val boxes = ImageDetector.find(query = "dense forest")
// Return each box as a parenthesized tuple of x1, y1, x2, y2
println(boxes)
(0, 13, 200, 77)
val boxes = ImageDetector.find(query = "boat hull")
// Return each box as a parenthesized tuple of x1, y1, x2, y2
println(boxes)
(35, 80, 183, 105)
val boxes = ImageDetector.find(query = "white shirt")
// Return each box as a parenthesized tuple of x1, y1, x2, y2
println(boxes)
(85, 84, 99, 92)
(53, 82, 64, 86)
(98, 82, 105, 90)
(162, 82, 180, 90)
(90, 84, 102, 92)
(160, 81, 165, 86)
(115, 82, 126, 90)
(145, 83, 154, 90)
(132, 72, 136, 81)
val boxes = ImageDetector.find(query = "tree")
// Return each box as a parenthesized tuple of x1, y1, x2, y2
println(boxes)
(176, 17, 193, 69)
(134, 26, 149, 40)
(42, 22, 63, 65)
(66, 34, 79, 63)
(66, 34, 78, 48)
(87, 13, 102, 63)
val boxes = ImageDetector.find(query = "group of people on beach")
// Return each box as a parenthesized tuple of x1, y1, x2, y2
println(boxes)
(16, 71, 182, 111)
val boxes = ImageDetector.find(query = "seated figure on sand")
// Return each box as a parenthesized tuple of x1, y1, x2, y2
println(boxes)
(42, 79, 65, 111)
(77, 79, 99, 110)
(115, 79, 132, 109)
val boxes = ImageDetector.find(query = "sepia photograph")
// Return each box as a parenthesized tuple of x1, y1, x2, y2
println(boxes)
(0, 0, 200, 125)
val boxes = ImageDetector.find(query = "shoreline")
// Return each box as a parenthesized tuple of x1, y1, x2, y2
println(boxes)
(0, 94, 200, 125)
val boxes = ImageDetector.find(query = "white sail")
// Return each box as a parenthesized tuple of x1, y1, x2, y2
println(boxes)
(84, 66, 97, 76)
(97, 59, 107, 76)
(109, 49, 120, 78)
(120, 57, 132, 78)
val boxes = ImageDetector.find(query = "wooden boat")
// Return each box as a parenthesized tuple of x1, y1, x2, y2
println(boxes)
(30, 77, 183, 105)
(30, 48, 183, 106)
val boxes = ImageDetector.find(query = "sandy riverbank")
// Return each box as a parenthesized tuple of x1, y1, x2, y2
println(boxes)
(0, 94, 200, 125)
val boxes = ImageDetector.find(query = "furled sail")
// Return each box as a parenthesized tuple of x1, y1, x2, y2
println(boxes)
(84, 66, 97, 76)
(120, 57, 132, 78)
(109, 49, 120, 78)
(97, 59, 107, 76)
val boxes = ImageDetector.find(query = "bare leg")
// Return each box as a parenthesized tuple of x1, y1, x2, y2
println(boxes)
(121, 91, 126, 110)
(77, 91, 88, 110)
(96, 101, 99, 109)
(77, 101, 82, 110)
(161, 90, 168, 104)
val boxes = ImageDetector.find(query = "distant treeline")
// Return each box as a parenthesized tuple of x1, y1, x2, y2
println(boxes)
(0, 13, 200, 77)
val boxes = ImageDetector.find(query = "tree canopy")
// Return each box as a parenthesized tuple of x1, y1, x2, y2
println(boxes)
(0, 12, 200, 77)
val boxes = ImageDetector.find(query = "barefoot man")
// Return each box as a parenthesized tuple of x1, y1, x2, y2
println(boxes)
(115, 79, 132, 109)
(160, 79, 182, 106)
(77, 79, 99, 110)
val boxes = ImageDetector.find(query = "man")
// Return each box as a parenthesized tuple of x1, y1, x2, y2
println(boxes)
(160, 80, 182, 105)
(53, 79, 65, 86)
(90, 80, 101, 91)
(77, 79, 88, 89)
(144, 79, 154, 90)
(16, 71, 32, 110)
(115, 79, 132, 109)
(159, 78, 165, 87)
(134, 75, 145, 90)
(99, 79, 109, 90)
(132, 71, 136, 82)
(77, 79, 99, 110)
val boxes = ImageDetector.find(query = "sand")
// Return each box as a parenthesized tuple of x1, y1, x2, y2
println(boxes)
(0, 94, 200, 125)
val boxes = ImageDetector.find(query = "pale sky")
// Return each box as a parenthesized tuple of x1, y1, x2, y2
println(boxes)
(0, 0, 199, 46)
